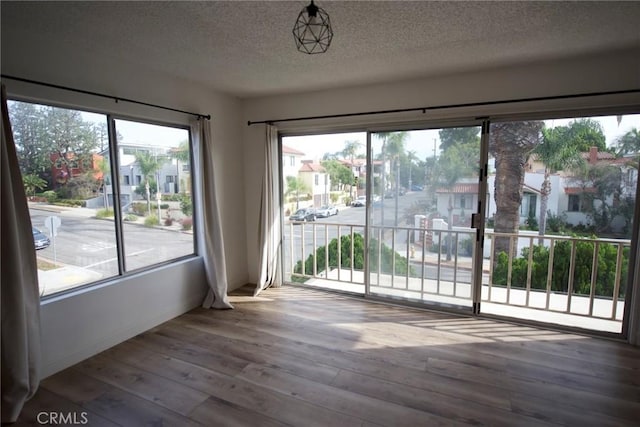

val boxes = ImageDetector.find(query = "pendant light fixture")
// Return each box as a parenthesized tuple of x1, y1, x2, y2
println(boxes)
(292, 0, 333, 54)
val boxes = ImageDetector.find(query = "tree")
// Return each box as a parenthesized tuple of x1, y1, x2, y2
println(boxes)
(433, 144, 475, 261)
(615, 128, 640, 157)
(171, 140, 190, 193)
(534, 126, 584, 238)
(321, 159, 353, 191)
(406, 150, 417, 189)
(490, 121, 544, 255)
(342, 140, 362, 199)
(562, 118, 607, 152)
(135, 151, 165, 215)
(439, 127, 480, 152)
(385, 132, 408, 225)
(46, 106, 100, 185)
(22, 173, 47, 198)
(9, 101, 51, 184)
(285, 176, 309, 209)
(570, 162, 624, 233)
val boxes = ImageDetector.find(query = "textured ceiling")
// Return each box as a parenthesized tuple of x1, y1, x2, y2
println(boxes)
(2, 1, 640, 98)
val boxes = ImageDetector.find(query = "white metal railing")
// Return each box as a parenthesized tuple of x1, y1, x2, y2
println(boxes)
(483, 232, 630, 321)
(285, 221, 630, 325)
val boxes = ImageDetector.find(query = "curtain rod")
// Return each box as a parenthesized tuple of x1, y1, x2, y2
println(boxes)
(1, 74, 211, 120)
(247, 88, 640, 126)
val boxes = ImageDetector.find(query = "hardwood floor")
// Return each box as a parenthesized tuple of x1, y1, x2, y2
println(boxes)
(16, 285, 640, 426)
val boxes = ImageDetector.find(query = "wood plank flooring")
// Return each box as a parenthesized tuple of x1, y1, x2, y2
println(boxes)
(15, 285, 640, 426)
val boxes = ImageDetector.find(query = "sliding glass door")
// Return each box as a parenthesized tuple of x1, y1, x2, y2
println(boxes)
(280, 113, 639, 335)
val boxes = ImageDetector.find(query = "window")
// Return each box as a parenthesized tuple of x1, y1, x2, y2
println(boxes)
(568, 194, 581, 212)
(7, 100, 196, 297)
(114, 119, 194, 272)
(315, 174, 319, 185)
(456, 194, 469, 209)
(289, 156, 295, 166)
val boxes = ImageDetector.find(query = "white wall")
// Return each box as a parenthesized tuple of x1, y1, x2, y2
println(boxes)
(3, 43, 247, 378)
(242, 47, 640, 284)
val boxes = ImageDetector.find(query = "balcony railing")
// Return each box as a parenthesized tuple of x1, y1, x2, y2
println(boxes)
(284, 221, 630, 332)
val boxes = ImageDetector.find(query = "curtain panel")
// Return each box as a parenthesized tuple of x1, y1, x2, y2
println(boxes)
(1, 84, 42, 423)
(191, 118, 233, 309)
(256, 124, 282, 295)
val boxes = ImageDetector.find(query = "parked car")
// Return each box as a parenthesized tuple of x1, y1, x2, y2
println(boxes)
(289, 208, 316, 222)
(315, 205, 338, 218)
(32, 227, 50, 249)
(351, 196, 366, 207)
(410, 184, 424, 192)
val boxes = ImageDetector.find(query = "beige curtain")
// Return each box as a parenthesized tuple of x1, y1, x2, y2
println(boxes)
(256, 124, 282, 295)
(1, 84, 41, 422)
(191, 118, 233, 309)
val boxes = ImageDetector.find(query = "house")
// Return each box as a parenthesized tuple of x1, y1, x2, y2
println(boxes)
(2, 2, 640, 424)
(298, 160, 331, 206)
(281, 144, 305, 183)
(97, 142, 186, 209)
(50, 152, 104, 187)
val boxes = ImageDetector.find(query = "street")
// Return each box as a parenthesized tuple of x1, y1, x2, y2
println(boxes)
(31, 207, 194, 285)
(283, 191, 473, 283)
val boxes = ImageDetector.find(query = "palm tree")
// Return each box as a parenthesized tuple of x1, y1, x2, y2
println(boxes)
(490, 121, 544, 256)
(534, 126, 584, 239)
(615, 128, 640, 157)
(406, 150, 417, 190)
(171, 141, 190, 194)
(386, 132, 408, 225)
(342, 140, 362, 200)
(375, 132, 393, 228)
(22, 173, 47, 198)
(285, 176, 309, 210)
(135, 151, 164, 215)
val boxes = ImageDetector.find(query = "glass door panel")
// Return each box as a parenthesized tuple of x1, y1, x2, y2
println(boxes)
(482, 115, 639, 334)
(368, 127, 482, 308)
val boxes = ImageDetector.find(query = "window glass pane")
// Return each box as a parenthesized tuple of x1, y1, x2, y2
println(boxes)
(114, 119, 194, 271)
(281, 132, 366, 293)
(485, 114, 639, 333)
(8, 100, 117, 296)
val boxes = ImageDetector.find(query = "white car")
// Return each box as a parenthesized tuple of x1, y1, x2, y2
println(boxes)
(351, 196, 366, 207)
(315, 205, 338, 218)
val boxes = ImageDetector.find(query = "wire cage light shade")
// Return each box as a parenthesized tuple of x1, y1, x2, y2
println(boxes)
(292, 0, 333, 54)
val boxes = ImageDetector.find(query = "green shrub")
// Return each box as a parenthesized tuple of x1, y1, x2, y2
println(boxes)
(294, 233, 414, 278)
(144, 215, 159, 227)
(180, 193, 192, 216)
(124, 214, 138, 222)
(492, 239, 629, 298)
(95, 208, 114, 218)
(43, 190, 57, 203)
(160, 203, 170, 209)
(546, 211, 567, 233)
(131, 202, 147, 216)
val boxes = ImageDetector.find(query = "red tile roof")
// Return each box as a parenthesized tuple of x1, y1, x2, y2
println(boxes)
(282, 144, 305, 156)
(299, 162, 325, 172)
(436, 183, 478, 194)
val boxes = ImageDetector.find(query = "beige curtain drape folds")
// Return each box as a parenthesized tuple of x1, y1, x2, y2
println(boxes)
(191, 118, 233, 309)
(256, 124, 282, 295)
(1, 84, 42, 423)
